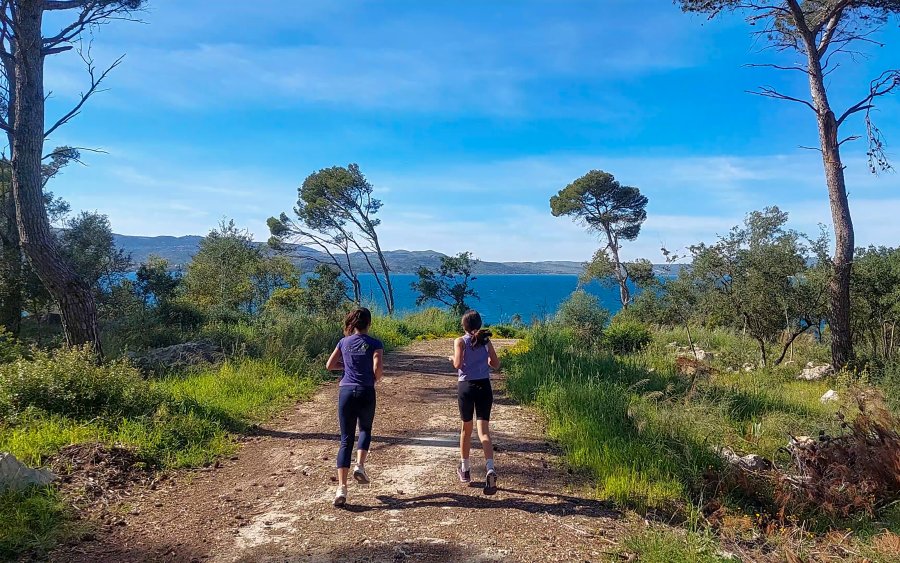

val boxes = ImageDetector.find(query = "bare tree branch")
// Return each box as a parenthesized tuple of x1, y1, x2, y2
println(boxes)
(837, 69, 900, 126)
(44, 47, 124, 139)
(748, 86, 818, 113)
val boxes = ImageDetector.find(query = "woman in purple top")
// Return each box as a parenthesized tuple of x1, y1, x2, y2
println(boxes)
(448, 310, 501, 494)
(326, 307, 384, 507)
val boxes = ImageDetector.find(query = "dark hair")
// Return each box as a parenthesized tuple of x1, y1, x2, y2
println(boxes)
(461, 309, 491, 348)
(344, 307, 372, 336)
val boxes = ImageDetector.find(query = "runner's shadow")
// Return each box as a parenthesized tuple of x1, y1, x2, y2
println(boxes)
(362, 489, 620, 520)
(249, 429, 556, 454)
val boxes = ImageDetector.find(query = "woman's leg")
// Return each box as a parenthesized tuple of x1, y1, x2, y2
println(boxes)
(460, 420, 474, 460)
(336, 386, 358, 487)
(476, 419, 493, 463)
(355, 387, 376, 470)
(457, 381, 475, 482)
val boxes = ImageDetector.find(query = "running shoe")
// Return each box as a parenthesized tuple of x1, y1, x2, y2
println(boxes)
(333, 486, 347, 508)
(353, 465, 370, 484)
(457, 462, 471, 484)
(484, 469, 498, 495)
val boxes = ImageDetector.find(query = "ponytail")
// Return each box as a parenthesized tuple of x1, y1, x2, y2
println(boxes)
(461, 309, 491, 348)
(472, 328, 492, 348)
(343, 307, 372, 336)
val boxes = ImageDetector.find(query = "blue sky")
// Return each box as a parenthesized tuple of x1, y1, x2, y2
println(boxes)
(40, 0, 900, 262)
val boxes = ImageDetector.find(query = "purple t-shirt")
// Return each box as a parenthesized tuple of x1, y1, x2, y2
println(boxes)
(337, 333, 383, 388)
(458, 333, 491, 382)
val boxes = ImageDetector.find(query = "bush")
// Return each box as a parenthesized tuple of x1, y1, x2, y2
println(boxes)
(878, 362, 900, 414)
(604, 320, 652, 354)
(0, 347, 161, 420)
(0, 328, 24, 364)
(253, 312, 342, 372)
(555, 290, 609, 344)
(488, 324, 528, 339)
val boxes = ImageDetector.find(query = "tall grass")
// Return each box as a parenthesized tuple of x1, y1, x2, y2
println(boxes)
(505, 325, 844, 513)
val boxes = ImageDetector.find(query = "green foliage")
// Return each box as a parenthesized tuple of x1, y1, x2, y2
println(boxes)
(604, 319, 652, 354)
(0, 488, 78, 560)
(59, 211, 132, 293)
(686, 207, 829, 366)
(619, 528, 728, 563)
(410, 252, 479, 315)
(0, 327, 24, 364)
(555, 290, 609, 344)
(852, 246, 900, 361)
(269, 163, 393, 312)
(184, 219, 296, 315)
(552, 169, 649, 308)
(550, 170, 648, 240)
(264, 264, 348, 319)
(369, 308, 461, 348)
(505, 322, 845, 515)
(0, 347, 161, 421)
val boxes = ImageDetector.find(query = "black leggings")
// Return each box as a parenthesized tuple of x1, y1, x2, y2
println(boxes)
(337, 385, 376, 468)
(458, 379, 493, 422)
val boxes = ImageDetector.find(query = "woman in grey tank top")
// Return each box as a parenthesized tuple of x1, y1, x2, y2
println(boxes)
(448, 310, 501, 494)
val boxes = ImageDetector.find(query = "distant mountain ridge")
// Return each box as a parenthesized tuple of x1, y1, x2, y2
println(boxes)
(113, 233, 679, 275)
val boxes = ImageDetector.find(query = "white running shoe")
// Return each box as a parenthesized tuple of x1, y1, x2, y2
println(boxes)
(353, 465, 370, 484)
(333, 485, 347, 507)
(484, 469, 498, 495)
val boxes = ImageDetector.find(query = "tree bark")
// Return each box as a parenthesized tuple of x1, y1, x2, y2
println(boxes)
(0, 168, 22, 335)
(11, 1, 101, 352)
(806, 55, 854, 368)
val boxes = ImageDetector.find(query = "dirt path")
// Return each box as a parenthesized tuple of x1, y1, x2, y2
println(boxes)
(58, 339, 624, 562)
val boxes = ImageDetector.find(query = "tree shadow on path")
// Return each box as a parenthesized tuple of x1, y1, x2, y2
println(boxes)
(347, 487, 622, 520)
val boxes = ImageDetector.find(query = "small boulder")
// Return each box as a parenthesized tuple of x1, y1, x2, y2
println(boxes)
(0, 452, 56, 492)
(742, 362, 755, 373)
(820, 389, 839, 404)
(677, 348, 710, 361)
(719, 447, 772, 472)
(797, 363, 834, 381)
(132, 340, 224, 374)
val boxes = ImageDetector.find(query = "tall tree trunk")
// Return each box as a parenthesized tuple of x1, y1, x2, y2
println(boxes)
(604, 227, 630, 309)
(11, 1, 101, 352)
(0, 182, 22, 335)
(806, 56, 854, 368)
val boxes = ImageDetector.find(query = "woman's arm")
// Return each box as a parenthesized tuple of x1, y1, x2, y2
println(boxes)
(373, 349, 384, 382)
(326, 346, 343, 371)
(448, 338, 464, 370)
(487, 341, 500, 370)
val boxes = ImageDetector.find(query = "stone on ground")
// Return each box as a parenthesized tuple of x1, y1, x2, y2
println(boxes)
(0, 452, 56, 492)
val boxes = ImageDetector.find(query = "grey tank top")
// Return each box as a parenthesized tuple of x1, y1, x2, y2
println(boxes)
(458, 333, 491, 382)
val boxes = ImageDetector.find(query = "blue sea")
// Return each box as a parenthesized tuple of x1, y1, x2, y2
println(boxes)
(356, 273, 631, 324)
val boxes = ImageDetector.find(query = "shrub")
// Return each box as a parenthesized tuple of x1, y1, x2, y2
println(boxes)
(555, 290, 609, 344)
(773, 391, 900, 519)
(253, 312, 342, 372)
(878, 361, 900, 414)
(604, 320, 652, 354)
(0, 328, 24, 364)
(0, 347, 161, 420)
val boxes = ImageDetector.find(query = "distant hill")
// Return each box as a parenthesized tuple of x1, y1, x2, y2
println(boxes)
(113, 233, 678, 276)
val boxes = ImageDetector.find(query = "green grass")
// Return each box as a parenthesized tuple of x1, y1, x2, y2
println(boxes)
(0, 487, 81, 560)
(504, 325, 846, 513)
(617, 528, 730, 563)
(0, 354, 325, 559)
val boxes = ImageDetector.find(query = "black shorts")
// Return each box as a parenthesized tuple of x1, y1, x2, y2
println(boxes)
(458, 379, 493, 422)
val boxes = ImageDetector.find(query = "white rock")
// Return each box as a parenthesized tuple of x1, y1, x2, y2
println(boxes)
(798, 363, 834, 381)
(742, 362, 755, 372)
(0, 452, 56, 492)
(820, 389, 839, 403)
(677, 348, 709, 361)
(719, 447, 771, 472)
